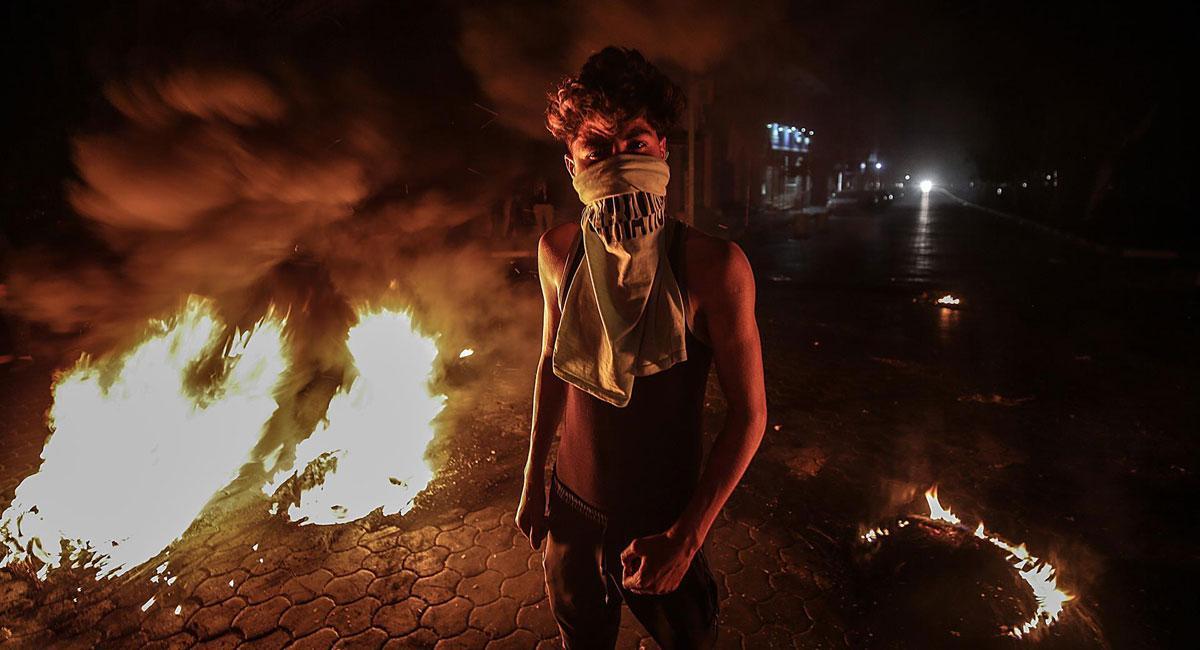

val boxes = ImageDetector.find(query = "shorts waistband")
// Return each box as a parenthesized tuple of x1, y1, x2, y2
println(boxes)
(550, 469, 609, 528)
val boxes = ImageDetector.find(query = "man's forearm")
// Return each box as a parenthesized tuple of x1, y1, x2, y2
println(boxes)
(524, 358, 565, 488)
(669, 409, 766, 554)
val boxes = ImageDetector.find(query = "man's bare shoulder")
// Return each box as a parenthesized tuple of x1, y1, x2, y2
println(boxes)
(538, 222, 581, 287)
(680, 226, 754, 295)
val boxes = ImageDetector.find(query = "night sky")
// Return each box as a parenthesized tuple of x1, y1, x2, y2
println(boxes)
(1, 1, 1191, 249)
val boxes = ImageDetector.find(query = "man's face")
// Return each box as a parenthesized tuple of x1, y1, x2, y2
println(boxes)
(565, 115, 667, 177)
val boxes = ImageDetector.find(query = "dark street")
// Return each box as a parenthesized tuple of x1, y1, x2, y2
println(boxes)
(3, 192, 1194, 648)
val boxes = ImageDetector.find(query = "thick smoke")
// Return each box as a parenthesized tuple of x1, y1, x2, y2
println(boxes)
(6, 52, 539, 499)
(458, 0, 771, 138)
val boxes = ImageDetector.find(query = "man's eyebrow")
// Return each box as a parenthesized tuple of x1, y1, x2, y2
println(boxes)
(622, 126, 655, 139)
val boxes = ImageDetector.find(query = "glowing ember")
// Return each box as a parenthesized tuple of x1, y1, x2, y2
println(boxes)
(0, 297, 287, 579)
(936, 294, 961, 305)
(862, 486, 1074, 638)
(266, 308, 444, 524)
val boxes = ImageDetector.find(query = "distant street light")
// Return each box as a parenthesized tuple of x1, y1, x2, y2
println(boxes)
(875, 162, 883, 170)
(919, 180, 933, 193)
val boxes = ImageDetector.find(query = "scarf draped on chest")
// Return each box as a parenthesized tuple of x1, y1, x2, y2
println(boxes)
(552, 153, 688, 408)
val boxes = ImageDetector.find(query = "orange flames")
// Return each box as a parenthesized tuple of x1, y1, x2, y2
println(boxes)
(264, 309, 444, 524)
(925, 487, 1074, 638)
(0, 296, 445, 578)
(861, 486, 1074, 638)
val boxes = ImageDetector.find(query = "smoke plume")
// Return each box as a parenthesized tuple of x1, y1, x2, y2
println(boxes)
(457, 0, 772, 138)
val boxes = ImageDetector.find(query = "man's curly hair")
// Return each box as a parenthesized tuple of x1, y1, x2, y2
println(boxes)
(545, 47, 686, 145)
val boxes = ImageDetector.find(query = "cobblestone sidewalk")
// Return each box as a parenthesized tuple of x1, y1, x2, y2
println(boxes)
(0, 494, 848, 649)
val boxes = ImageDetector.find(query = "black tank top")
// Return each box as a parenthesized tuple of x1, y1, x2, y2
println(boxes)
(554, 222, 714, 524)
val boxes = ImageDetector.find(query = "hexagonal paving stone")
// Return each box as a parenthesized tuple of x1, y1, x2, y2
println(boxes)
(404, 547, 450, 578)
(326, 569, 376, 605)
(712, 522, 754, 551)
(515, 600, 559, 640)
(186, 597, 246, 640)
(412, 568, 463, 605)
(455, 569, 504, 606)
(464, 506, 505, 531)
(435, 525, 479, 553)
(236, 569, 291, 604)
(232, 594, 290, 640)
(324, 547, 372, 577)
(757, 593, 812, 634)
(435, 627, 489, 649)
(280, 597, 336, 638)
(390, 627, 438, 648)
(486, 544, 532, 579)
(726, 568, 773, 603)
(142, 631, 197, 650)
(715, 626, 745, 650)
(366, 570, 418, 605)
(398, 526, 440, 553)
(499, 569, 545, 606)
(243, 546, 291, 576)
(446, 545, 490, 578)
(141, 602, 190, 641)
(193, 573, 242, 607)
(720, 597, 762, 636)
(468, 595, 520, 639)
(240, 628, 291, 649)
(363, 547, 411, 576)
(281, 569, 336, 604)
(191, 631, 241, 649)
(706, 542, 743, 576)
(372, 598, 423, 636)
(362, 526, 405, 553)
(487, 628, 540, 649)
(325, 596, 381, 637)
(419, 596, 472, 637)
(746, 623, 796, 649)
(475, 525, 516, 554)
(329, 525, 367, 552)
(97, 606, 142, 641)
(291, 627, 340, 650)
(334, 626, 388, 649)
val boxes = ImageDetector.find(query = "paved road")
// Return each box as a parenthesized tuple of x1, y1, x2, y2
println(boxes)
(1, 192, 1195, 648)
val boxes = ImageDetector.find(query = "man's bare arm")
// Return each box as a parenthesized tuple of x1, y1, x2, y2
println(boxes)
(515, 230, 570, 549)
(670, 241, 767, 552)
(622, 240, 766, 593)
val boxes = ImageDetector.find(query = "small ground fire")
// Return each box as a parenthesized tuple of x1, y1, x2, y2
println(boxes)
(859, 486, 1074, 639)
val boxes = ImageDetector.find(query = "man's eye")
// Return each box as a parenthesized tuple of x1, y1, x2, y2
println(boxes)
(586, 150, 601, 160)
(630, 141, 647, 150)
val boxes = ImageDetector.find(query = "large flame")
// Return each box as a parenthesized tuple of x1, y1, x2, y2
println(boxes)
(1, 298, 447, 581)
(0, 297, 287, 578)
(265, 308, 444, 525)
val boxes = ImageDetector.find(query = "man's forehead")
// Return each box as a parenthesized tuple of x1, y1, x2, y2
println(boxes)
(575, 115, 657, 143)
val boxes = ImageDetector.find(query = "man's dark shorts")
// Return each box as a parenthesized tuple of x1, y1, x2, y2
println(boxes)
(542, 474, 719, 649)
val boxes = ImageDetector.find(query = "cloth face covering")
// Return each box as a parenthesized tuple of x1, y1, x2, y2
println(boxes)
(553, 153, 688, 407)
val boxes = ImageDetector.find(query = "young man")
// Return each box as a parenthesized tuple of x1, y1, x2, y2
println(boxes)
(515, 47, 767, 649)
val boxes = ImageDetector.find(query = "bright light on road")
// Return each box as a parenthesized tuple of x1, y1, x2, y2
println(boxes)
(919, 180, 933, 193)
